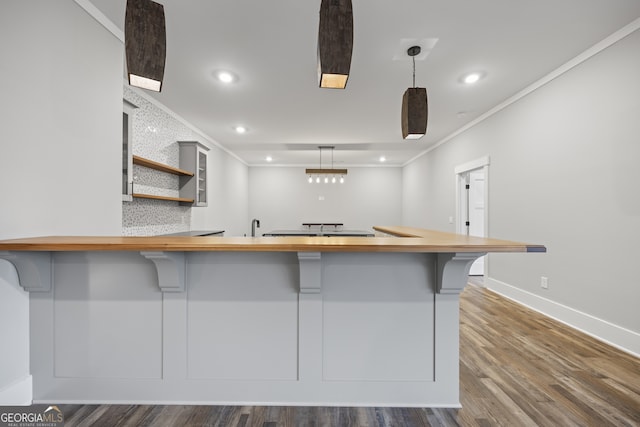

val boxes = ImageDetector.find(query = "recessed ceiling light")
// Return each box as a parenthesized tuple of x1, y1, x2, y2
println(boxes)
(216, 70, 236, 83)
(266, 156, 273, 162)
(464, 73, 480, 84)
(234, 125, 247, 134)
(379, 156, 386, 163)
(462, 72, 484, 85)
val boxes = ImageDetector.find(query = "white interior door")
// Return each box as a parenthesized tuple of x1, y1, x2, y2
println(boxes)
(455, 156, 490, 278)
(467, 170, 485, 275)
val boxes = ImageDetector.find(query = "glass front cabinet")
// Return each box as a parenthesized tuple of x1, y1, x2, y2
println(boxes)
(178, 141, 209, 207)
(122, 101, 137, 201)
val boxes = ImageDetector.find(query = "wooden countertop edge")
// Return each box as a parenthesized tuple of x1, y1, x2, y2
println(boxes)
(0, 227, 546, 253)
(373, 226, 546, 253)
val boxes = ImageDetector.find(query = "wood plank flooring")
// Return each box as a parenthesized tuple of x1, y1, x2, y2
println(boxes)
(59, 279, 640, 426)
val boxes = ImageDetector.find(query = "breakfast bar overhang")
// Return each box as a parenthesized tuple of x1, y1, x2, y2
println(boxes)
(0, 226, 545, 407)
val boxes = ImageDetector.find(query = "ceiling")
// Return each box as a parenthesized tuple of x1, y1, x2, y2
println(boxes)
(89, 0, 640, 167)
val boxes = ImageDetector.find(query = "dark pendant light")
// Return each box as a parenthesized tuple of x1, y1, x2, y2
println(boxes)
(401, 46, 428, 139)
(317, 0, 353, 89)
(125, 0, 166, 92)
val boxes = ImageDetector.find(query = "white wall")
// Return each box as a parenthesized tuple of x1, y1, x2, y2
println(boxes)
(249, 167, 402, 234)
(0, 0, 123, 403)
(192, 145, 249, 237)
(403, 29, 640, 355)
(0, 1, 122, 239)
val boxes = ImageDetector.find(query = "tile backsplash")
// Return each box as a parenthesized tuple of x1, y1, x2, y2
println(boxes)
(122, 86, 206, 236)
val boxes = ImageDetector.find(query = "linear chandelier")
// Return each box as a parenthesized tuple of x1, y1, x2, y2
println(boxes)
(401, 46, 428, 139)
(125, 0, 166, 92)
(306, 146, 347, 184)
(317, 0, 353, 89)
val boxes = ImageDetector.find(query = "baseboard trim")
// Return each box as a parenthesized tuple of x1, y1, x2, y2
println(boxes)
(0, 375, 33, 406)
(485, 277, 640, 358)
(32, 399, 461, 408)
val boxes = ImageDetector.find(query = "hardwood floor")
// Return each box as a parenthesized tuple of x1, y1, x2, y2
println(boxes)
(60, 280, 640, 426)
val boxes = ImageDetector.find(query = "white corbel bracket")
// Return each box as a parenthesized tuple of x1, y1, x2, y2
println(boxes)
(141, 251, 185, 292)
(0, 251, 52, 292)
(436, 252, 486, 294)
(298, 252, 322, 294)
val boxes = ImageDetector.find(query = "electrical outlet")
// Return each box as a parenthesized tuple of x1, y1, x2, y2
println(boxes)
(540, 276, 548, 289)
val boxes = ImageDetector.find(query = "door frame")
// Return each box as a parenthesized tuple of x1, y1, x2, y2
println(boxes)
(455, 156, 490, 275)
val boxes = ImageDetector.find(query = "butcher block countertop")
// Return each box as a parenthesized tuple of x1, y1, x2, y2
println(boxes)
(0, 226, 545, 253)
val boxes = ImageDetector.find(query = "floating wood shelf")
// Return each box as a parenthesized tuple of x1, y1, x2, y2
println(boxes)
(132, 193, 194, 203)
(133, 155, 194, 176)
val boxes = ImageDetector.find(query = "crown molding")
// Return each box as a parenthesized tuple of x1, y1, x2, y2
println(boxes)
(74, 0, 124, 42)
(404, 18, 640, 167)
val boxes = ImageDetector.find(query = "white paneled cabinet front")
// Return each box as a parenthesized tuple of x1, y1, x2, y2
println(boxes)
(178, 141, 209, 207)
(186, 252, 299, 381)
(52, 252, 162, 380)
(27, 251, 465, 406)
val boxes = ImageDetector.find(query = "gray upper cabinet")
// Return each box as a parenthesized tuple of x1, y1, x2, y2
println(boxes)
(178, 141, 209, 207)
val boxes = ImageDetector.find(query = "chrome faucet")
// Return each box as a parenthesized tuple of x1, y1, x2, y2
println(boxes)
(251, 219, 260, 237)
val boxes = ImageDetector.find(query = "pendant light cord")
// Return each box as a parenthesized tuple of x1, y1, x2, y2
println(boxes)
(407, 45, 420, 88)
(412, 56, 416, 88)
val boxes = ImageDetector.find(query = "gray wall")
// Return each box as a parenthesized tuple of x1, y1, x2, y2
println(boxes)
(0, 0, 123, 403)
(0, 1, 123, 239)
(249, 167, 402, 234)
(403, 29, 640, 354)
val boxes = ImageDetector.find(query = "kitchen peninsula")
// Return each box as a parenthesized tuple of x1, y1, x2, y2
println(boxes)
(0, 227, 544, 407)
